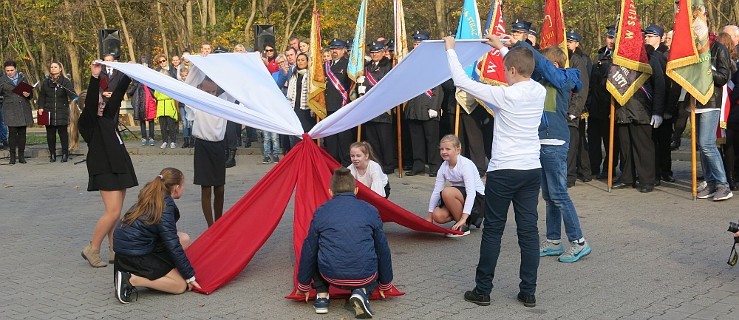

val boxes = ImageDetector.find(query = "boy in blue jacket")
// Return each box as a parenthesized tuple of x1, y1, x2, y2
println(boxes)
(509, 38, 592, 263)
(296, 167, 393, 319)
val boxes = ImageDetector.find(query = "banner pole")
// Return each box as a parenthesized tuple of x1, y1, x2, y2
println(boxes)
(454, 104, 461, 136)
(397, 105, 403, 177)
(357, 124, 362, 142)
(691, 97, 697, 201)
(608, 97, 615, 192)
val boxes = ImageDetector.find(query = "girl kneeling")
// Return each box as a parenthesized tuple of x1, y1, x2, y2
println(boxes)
(113, 167, 200, 304)
(427, 135, 485, 237)
(348, 141, 390, 198)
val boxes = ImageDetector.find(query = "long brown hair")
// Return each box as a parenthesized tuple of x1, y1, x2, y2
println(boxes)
(122, 167, 184, 225)
(350, 141, 378, 163)
(717, 32, 737, 60)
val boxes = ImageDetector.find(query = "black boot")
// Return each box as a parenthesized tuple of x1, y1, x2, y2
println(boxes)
(225, 150, 236, 168)
(189, 137, 195, 148)
(18, 151, 26, 164)
(61, 151, 68, 163)
(181, 138, 189, 148)
(50, 151, 57, 162)
(9, 151, 16, 164)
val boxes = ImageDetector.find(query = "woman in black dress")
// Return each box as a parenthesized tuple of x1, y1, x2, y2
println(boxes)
(78, 61, 137, 267)
(37, 61, 78, 162)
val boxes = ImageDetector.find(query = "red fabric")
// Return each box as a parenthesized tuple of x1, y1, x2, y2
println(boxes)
(667, 0, 698, 64)
(475, 0, 506, 86)
(612, 0, 650, 66)
(143, 85, 157, 121)
(187, 135, 460, 295)
(540, 0, 566, 50)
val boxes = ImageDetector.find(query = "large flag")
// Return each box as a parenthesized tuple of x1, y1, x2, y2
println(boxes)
(347, 0, 368, 81)
(393, 0, 409, 63)
(540, 0, 568, 66)
(307, 6, 327, 119)
(666, 0, 713, 105)
(474, 0, 506, 86)
(605, 0, 653, 105)
(455, 0, 482, 77)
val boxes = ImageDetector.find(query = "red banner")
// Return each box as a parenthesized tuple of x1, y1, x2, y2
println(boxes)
(540, 0, 568, 65)
(605, 0, 652, 105)
(666, 0, 713, 105)
(475, 0, 505, 86)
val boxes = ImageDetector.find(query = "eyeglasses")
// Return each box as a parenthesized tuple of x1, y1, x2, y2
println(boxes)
(158, 60, 167, 63)
(265, 49, 274, 52)
(276, 60, 286, 64)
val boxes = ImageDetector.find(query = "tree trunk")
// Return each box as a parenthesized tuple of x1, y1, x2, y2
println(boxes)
(40, 43, 49, 76)
(112, 0, 136, 62)
(434, 0, 447, 38)
(94, 0, 108, 28)
(244, 0, 258, 47)
(186, 0, 194, 48)
(7, 1, 39, 84)
(282, 0, 310, 50)
(157, 1, 169, 57)
(208, 0, 217, 26)
(199, 0, 208, 36)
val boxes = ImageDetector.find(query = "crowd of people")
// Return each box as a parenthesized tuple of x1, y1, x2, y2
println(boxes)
(1, 17, 738, 319)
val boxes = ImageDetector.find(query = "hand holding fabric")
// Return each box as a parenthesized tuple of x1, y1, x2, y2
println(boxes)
(650, 115, 663, 128)
(428, 109, 438, 118)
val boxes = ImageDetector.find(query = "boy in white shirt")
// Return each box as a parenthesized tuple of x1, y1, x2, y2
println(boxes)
(444, 34, 544, 308)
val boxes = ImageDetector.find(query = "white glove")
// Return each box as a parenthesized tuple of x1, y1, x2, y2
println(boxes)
(358, 85, 366, 95)
(428, 109, 438, 118)
(356, 75, 365, 84)
(569, 114, 577, 120)
(650, 115, 663, 128)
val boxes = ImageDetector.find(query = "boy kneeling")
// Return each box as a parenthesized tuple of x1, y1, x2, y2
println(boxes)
(296, 168, 394, 319)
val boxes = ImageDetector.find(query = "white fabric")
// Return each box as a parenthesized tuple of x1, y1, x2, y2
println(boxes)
(447, 49, 545, 172)
(191, 92, 229, 141)
(428, 155, 485, 214)
(348, 161, 388, 198)
(102, 61, 301, 136)
(309, 40, 492, 138)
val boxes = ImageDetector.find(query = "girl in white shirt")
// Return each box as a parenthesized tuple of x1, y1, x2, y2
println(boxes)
(347, 141, 389, 198)
(427, 135, 485, 237)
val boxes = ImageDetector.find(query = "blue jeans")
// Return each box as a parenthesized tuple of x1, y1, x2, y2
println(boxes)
(541, 143, 583, 242)
(140, 120, 155, 140)
(263, 131, 280, 156)
(180, 107, 192, 139)
(697, 110, 728, 187)
(0, 109, 7, 143)
(475, 169, 540, 296)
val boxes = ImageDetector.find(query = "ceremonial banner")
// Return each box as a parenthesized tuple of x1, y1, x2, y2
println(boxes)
(393, 0, 409, 63)
(474, 0, 506, 86)
(540, 0, 568, 65)
(308, 6, 327, 119)
(455, 0, 482, 77)
(717, 82, 732, 141)
(666, 0, 713, 105)
(347, 0, 368, 82)
(605, 0, 653, 105)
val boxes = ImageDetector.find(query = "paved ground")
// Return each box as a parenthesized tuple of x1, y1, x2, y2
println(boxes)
(0, 143, 738, 320)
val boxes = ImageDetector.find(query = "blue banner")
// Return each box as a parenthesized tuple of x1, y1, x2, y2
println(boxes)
(455, 0, 482, 77)
(348, 0, 368, 82)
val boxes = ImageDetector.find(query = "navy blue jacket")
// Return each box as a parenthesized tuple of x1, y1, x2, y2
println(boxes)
(517, 42, 582, 143)
(297, 193, 393, 292)
(113, 195, 195, 279)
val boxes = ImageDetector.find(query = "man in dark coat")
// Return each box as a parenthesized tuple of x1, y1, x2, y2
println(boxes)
(323, 39, 354, 166)
(404, 85, 443, 176)
(565, 31, 592, 187)
(588, 25, 620, 179)
(360, 41, 395, 173)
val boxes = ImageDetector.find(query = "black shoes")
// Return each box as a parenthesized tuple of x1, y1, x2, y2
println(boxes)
(639, 184, 655, 193)
(567, 180, 575, 188)
(115, 270, 137, 304)
(670, 140, 680, 151)
(662, 174, 675, 182)
(611, 181, 632, 189)
(61, 153, 68, 163)
(405, 170, 424, 176)
(225, 150, 236, 168)
(18, 154, 26, 164)
(9, 152, 15, 165)
(464, 290, 490, 306)
(428, 172, 437, 177)
(517, 292, 536, 308)
(50, 154, 56, 162)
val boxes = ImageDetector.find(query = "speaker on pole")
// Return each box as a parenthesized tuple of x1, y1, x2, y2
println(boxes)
(254, 24, 275, 52)
(98, 29, 121, 60)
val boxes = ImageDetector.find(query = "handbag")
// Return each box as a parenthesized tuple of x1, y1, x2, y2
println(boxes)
(37, 110, 51, 126)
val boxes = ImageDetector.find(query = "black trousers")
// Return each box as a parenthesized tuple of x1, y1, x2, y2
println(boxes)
(617, 123, 656, 184)
(653, 117, 674, 177)
(324, 111, 353, 166)
(46, 125, 69, 155)
(567, 124, 592, 183)
(407, 119, 441, 173)
(159, 116, 179, 144)
(723, 127, 739, 181)
(311, 268, 378, 295)
(587, 117, 620, 176)
(671, 101, 689, 144)
(8, 126, 26, 155)
(225, 121, 241, 150)
(458, 107, 487, 173)
(364, 121, 394, 173)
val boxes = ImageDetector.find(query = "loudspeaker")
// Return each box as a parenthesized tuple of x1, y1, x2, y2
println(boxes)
(98, 29, 121, 60)
(254, 24, 275, 52)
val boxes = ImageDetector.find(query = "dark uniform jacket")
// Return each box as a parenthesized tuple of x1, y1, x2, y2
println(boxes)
(615, 46, 665, 124)
(404, 86, 443, 121)
(0, 73, 34, 127)
(78, 75, 133, 176)
(324, 57, 352, 112)
(37, 75, 77, 126)
(568, 48, 591, 127)
(364, 57, 393, 123)
(100, 68, 126, 101)
(588, 46, 614, 120)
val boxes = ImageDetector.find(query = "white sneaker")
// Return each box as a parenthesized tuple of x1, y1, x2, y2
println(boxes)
(160, 142, 168, 149)
(170, 142, 176, 149)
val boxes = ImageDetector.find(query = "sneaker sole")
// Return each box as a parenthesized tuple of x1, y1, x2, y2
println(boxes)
(463, 295, 491, 306)
(115, 271, 129, 304)
(445, 230, 471, 238)
(350, 295, 372, 318)
(713, 193, 733, 201)
(697, 193, 715, 199)
(313, 306, 328, 314)
(559, 246, 592, 263)
(540, 249, 565, 257)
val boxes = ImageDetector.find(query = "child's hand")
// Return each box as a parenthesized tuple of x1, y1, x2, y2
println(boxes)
(188, 280, 202, 291)
(426, 212, 434, 223)
(379, 289, 387, 299)
(443, 36, 456, 51)
(298, 290, 310, 302)
(451, 219, 467, 231)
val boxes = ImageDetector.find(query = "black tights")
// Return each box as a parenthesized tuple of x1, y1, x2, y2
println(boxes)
(201, 185, 224, 227)
(723, 127, 739, 181)
(46, 125, 69, 155)
(8, 126, 27, 154)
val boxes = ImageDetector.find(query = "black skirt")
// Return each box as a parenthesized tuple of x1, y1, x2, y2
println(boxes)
(115, 246, 176, 281)
(438, 186, 484, 214)
(87, 151, 138, 191)
(193, 138, 226, 186)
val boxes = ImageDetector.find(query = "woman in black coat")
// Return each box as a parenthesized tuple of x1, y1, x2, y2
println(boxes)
(37, 62, 78, 162)
(78, 61, 137, 268)
(0, 60, 34, 164)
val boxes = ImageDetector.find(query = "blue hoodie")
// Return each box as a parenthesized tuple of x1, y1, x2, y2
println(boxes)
(517, 42, 582, 143)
